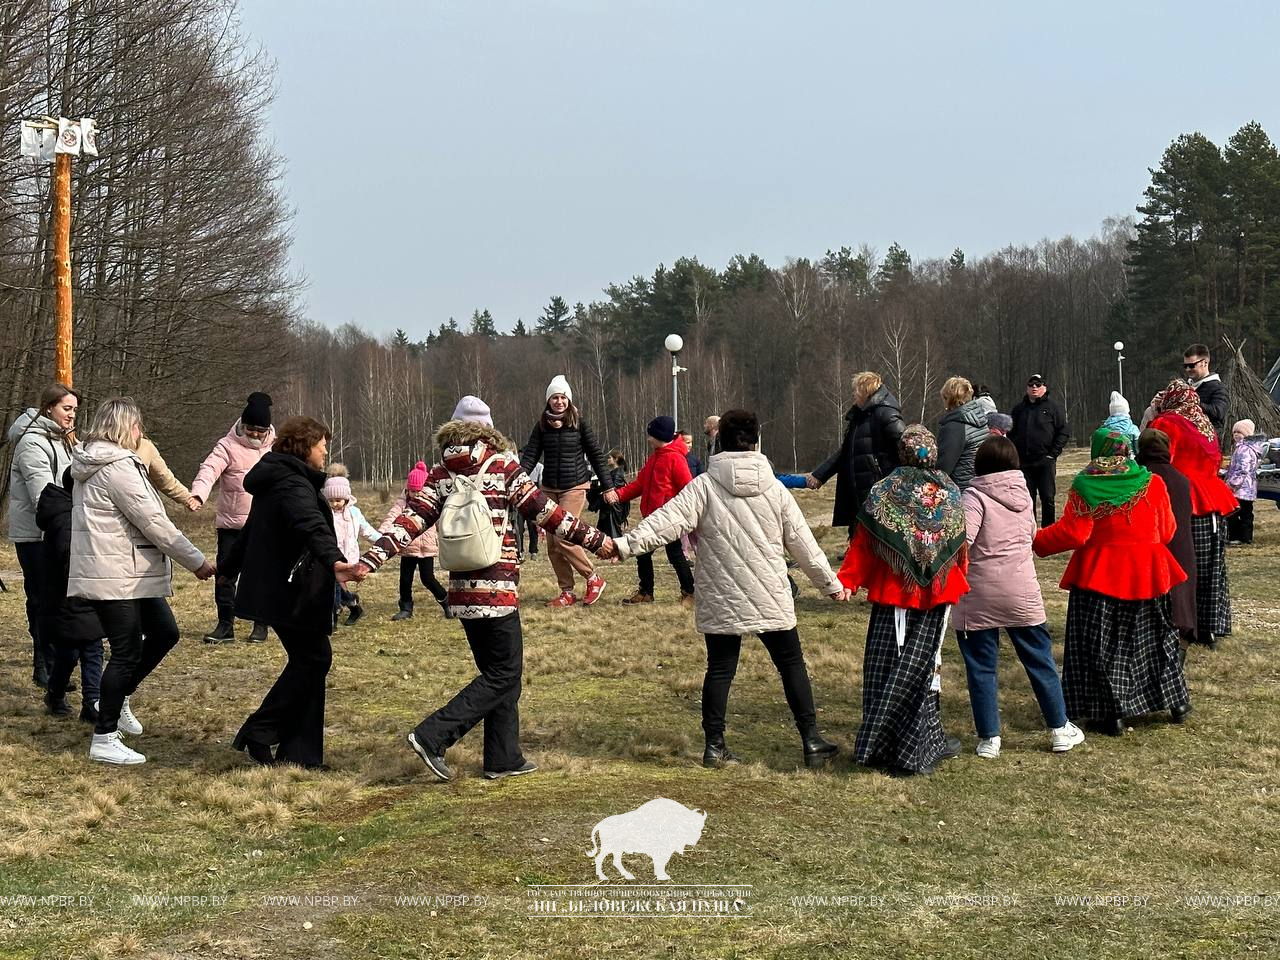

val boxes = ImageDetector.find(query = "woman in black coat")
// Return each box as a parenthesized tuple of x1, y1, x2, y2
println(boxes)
(588, 450, 631, 539)
(221, 416, 360, 768)
(807, 372, 906, 536)
(1137, 428, 1198, 653)
(519, 375, 614, 607)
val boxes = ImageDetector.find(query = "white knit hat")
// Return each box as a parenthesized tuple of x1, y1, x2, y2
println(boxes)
(451, 395, 493, 426)
(322, 475, 353, 503)
(546, 375, 572, 403)
(1109, 391, 1130, 417)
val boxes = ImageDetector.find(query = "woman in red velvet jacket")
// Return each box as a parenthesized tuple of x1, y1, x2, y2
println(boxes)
(1033, 427, 1190, 736)
(1148, 380, 1237, 649)
(838, 425, 969, 777)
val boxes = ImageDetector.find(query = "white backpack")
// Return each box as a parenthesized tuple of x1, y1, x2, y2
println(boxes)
(436, 455, 509, 572)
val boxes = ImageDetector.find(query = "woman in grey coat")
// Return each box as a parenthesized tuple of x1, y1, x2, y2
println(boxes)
(937, 377, 997, 490)
(7, 383, 79, 688)
(68, 398, 214, 765)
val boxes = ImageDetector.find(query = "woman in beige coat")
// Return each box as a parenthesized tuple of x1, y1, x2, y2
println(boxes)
(616, 409, 850, 769)
(68, 398, 214, 765)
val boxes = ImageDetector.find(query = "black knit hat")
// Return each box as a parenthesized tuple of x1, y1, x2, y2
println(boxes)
(647, 415, 676, 443)
(242, 392, 273, 428)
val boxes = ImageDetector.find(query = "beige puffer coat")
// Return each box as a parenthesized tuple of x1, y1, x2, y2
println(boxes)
(68, 440, 206, 600)
(617, 451, 842, 635)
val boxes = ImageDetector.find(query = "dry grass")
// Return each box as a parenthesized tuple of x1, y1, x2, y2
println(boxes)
(0, 458, 1278, 959)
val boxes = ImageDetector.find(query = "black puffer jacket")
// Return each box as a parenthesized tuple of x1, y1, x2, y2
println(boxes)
(520, 413, 613, 491)
(35, 470, 103, 644)
(1009, 391, 1069, 465)
(811, 386, 907, 527)
(222, 452, 345, 635)
(1193, 375, 1228, 431)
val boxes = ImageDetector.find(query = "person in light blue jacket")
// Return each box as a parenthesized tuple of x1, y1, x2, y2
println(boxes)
(1101, 392, 1141, 460)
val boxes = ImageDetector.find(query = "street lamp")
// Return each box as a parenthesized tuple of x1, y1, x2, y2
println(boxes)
(664, 334, 686, 430)
(1114, 341, 1126, 396)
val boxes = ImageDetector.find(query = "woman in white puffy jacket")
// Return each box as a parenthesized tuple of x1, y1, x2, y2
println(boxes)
(68, 398, 214, 765)
(615, 409, 850, 770)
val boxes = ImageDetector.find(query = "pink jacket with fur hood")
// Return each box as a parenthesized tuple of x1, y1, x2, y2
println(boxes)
(190, 419, 275, 530)
(953, 469, 1047, 631)
(381, 492, 439, 558)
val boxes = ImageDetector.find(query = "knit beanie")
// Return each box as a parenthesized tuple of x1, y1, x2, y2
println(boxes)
(987, 412, 1013, 433)
(647, 415, 676, 443)
(546, 375, 573, 403)
(1233, 419, 1256, 437)
(451, 395, 493, 426)
(407, 460, 429, 492)
(322, 475, 353, 502)
(242, 392, 273, 428)
(1109, 391, 1130, 417)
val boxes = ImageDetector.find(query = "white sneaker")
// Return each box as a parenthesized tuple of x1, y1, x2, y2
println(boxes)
(89, 731, 146, 765)
(975, 736, 1001, 759)
(1051, 722, 1085, 753)
(117, 696, 143, 736)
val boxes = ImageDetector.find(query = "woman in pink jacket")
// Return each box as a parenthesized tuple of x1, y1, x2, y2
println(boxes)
(189, 392, 275, 644)
(953, 437, 1084, 758)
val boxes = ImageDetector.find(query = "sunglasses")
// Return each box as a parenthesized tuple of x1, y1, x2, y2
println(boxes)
(1182, 360, 1205, 369)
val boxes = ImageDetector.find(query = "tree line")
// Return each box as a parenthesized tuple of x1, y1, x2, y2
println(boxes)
(5, 4, 1278, 483)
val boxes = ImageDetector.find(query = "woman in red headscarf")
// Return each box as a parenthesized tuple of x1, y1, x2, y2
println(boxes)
(1147, 381, 1237, 649)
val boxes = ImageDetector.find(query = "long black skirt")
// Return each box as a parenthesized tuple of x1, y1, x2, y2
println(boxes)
(855, 604, 949, 773)
(1191, 513, 1232, 643)
(1062, 588, 1189, 721)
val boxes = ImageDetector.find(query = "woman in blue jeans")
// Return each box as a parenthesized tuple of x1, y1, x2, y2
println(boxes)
(953, 438, 1084, 758)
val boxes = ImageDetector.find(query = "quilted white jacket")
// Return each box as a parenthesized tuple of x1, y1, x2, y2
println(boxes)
(617, 451, 841, 635)
(67, 440, 206, 600)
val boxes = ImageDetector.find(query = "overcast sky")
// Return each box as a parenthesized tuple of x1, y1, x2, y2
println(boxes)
(237, 0, 1280, 337)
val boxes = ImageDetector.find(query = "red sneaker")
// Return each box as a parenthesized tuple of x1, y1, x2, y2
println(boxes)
(547, 590, 577, 608)
(583, 575, 607, 606)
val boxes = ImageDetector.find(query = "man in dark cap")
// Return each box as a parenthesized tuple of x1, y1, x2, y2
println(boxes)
(1009, 374, 1069, 526)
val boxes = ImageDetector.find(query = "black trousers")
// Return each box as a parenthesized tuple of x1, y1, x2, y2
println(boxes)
(91, 597, 180, 735)
(637, 541, 695, 596)
(237, 626, 333, 767)
(16, 541, 53, 683)
(414, 612, 524, 773)
(43, 612, 103, 707)
(399, 555, 447, 604)
(702, 628, 817, 737)
(1021, 460, 1058, 526)
(214, 528, 242, 623)
(513, 511, 539, 555)
(1228, 500, 1254, 544)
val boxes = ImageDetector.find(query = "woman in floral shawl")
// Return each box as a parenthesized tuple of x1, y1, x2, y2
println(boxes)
(838, 425, 969, 776)
(1033, 428, 1190, 735)
(1148, 380, 1237, 649)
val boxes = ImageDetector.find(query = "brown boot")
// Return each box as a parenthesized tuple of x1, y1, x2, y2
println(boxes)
(680, 592, 695, 609)
(622, 591, 654, 604)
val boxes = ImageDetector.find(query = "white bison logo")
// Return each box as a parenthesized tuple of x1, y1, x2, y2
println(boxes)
(587, 798, 707, 882)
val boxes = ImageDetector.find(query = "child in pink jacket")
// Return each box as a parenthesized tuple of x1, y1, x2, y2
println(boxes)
(382, 461, 450, 621)
(190, 392, 275, 644)
(323, 472, 378, 626)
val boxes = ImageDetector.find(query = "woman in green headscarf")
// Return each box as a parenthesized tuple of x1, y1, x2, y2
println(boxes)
(1033, 428, 1190, 736)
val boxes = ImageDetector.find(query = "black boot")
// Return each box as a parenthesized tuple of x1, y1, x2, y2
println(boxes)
(204, 620, 235, 644)
(801, 728, 838, 768)
(1089, 717, 1125, 737)
(436, 596, 454, 619)
(391, 600, 414, 622)
(43, 691, 71, 716)
(702, 734, 741, 768)
(247, 622, 268, 643)
(345, 597, 364, 626)
(79, 700, 99, 724)
(1170, 703, 1192, 724)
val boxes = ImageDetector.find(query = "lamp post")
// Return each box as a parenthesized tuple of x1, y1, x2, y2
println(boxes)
(664, 334, 686, 430)
(1114, 341, 1126, 396)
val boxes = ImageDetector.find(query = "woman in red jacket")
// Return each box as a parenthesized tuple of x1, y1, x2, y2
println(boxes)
(1147, 381, 1237, 649)
(615, 416, 695, 606)
(1033, 427, 1190, 736)
(838, 425, 968, 777)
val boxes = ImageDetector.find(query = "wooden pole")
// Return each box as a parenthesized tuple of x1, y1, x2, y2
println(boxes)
(52, 151, 73, 387)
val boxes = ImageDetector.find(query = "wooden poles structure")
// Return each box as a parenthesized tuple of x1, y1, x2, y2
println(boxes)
(52, 152, 73, 386)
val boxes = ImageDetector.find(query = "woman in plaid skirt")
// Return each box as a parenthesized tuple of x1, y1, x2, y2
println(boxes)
(1147, 382, 1238, 649)
(838, 425, 969, 777)
(1033, 428, 1191, 736)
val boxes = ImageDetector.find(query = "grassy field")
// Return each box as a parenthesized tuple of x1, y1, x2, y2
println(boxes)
(1, 454, 1278, 959)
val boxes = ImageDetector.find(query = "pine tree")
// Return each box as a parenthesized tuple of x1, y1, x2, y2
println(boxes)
(391, 328, 411, 349)
(537, 295, 572, 336)
(470, 308, 498, 339)
(512, 319, 529, 337)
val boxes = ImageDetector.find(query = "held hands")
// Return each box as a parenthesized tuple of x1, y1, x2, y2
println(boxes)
(335, 561, 370, 584)
(804, 474, 821, 490)
(194, 560, 216, 581)
(186, 496, 202, 512)
(603, 489, 620, 505)
(827, 587, 852, 602)
(597, 537, 617, 561)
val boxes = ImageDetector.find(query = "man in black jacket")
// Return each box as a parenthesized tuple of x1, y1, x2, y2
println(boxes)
(1183, 343, 1228, 433)
(1009, 374, 1069, 526)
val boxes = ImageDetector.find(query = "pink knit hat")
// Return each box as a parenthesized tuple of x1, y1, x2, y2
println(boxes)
(321, 475, 353, 502)
(407, 460, 429, 492)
